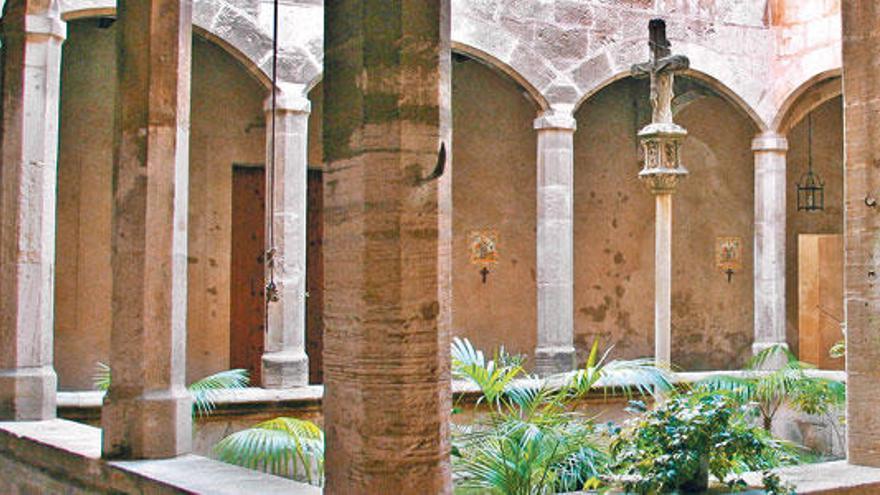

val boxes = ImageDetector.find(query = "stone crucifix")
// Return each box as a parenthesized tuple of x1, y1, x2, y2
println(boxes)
(631, 19, 689, 367)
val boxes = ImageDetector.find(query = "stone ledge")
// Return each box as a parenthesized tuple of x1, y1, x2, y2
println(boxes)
(58, 370, 846, 422)
(742, 460, 880, 494)
(0, 419, 319, 494)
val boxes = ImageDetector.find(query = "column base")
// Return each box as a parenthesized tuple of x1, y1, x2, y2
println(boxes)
(752, 341, 790, 370)
(534, 347, 576, 376)
(262, 351, 309, 388)
(0, 366, 57, 421)
(101, 388, 192, 459)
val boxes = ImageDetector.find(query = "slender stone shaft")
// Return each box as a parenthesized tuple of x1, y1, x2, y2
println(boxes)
(101, 0, 193, 459)
(654, 192, 673, 365)
(752, 134, 788, 361)
(534, 105, 576, 374)
(0, 1, 65, 421)
(842, 0, 880, 467)
(262, 84, 309, 388)
(322, 1, 452, 492)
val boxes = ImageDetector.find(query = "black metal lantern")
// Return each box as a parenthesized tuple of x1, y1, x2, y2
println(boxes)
(797, 112, 825, 212)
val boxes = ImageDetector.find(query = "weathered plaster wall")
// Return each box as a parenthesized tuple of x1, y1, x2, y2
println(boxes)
(188, 36, 266, 383)
(784, 96, 844, 356)
(573, 77, 756, 370)
(451, 56, 539, 360)
(54, 20, 266, 390)
(54, 18, 115, 394)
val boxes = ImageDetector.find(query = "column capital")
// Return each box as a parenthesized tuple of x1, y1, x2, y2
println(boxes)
(264, 82, 311, 114)
(534, 104, 576, 131)
(25, 12, 66, 40)
(752, 133, 788, 152)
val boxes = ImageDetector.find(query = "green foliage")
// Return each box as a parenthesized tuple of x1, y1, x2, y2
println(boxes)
(609, 391, 797, 494)
(695, 344, 845, 431)
(93, 363, 249, 418)
(451, 338, 673, 494)
(188, 369, 251, 417)
(214, 417, 324, 486)
(452, 337, 524, 409)
(829, 339, 845, 359)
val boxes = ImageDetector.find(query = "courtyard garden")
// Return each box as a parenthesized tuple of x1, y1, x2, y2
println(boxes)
(162, 339, 846, 494)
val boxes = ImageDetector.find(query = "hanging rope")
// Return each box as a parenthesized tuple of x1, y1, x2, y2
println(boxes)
(265, 0, 280, 303)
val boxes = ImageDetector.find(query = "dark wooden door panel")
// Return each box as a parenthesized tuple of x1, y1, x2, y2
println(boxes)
(230, 166, 266, 385)
(306, 169, 324, 384)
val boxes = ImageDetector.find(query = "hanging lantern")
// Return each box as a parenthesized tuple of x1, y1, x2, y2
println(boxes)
(797, 112, 825, 212)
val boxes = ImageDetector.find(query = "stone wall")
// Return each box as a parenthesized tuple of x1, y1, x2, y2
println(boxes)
(451, 56, 539, 359)
(573, 77, 757, 369)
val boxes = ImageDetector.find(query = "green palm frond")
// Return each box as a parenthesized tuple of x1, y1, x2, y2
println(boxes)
(93, 363, 249, 418)
(214, 417, 324, 486)
(93, 362, 111, 392)
(748, 343, 799, 370)
(562, 357, 673, 402)
(189, 369, 250, 418)
(454, 413, 605, 494)
(452, 337, 523, 407)
(829, 339, 845, 359)
(695, 374, 757, 404)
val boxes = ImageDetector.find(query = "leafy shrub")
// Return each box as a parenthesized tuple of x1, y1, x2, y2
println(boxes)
(609, 391, 797, 494)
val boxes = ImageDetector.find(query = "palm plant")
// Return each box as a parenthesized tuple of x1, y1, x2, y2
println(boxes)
(451, 338, 673, 494)
(694, 344, 844, 431)
(93, 362, 250, 418)
(214, 417, 324, 486)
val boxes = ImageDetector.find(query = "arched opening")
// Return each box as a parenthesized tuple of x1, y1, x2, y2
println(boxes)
(573, 75, 759, 370)
(784, 91, 844, 370)
(451, 51, 541, 362)
(53, 17, 269, 389)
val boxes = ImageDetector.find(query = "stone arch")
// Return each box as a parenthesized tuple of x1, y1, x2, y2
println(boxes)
(771, 69, 842, 135)
(571, 38, 766, 131)
(57, 0, 321, 90)
(451, 13, 561, 107)
(451, 42, 550, 111)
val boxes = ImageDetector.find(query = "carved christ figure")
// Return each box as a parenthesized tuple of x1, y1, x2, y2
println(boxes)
(631, 19, 690, 124)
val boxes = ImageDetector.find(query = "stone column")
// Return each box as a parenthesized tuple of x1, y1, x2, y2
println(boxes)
(752, 134, 788, 360)
(322, 1, 452, 492)
(0, 1, 65, 421)
(534, 105, 577, 375)
(101, 0, 193, 459)
(638, 123, 688, 367)
(262, 83, 309, 388)
(842, 0, 880, 467)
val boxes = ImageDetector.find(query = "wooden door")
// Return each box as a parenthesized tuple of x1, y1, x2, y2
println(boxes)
(798, 234, 844, 370)
(306, 169, 324, 384)
(230, 166, 266, 385)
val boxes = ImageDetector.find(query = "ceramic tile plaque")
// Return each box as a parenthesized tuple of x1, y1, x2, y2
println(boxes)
(715, 236, 743, 273)
(468, 230, 499, 266)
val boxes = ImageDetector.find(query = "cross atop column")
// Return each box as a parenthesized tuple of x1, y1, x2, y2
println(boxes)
(632, 19, 690, 125)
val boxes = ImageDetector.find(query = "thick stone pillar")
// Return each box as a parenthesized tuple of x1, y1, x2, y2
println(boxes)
(752, 134, 788, 360)
(322, 1, 452, 493)
(842, 0, 880, 467)
(101, 0, 192, 459)
(262, 83, 309, 388)
(534, 105, 576, 375)
(0, 1, 65, 421)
